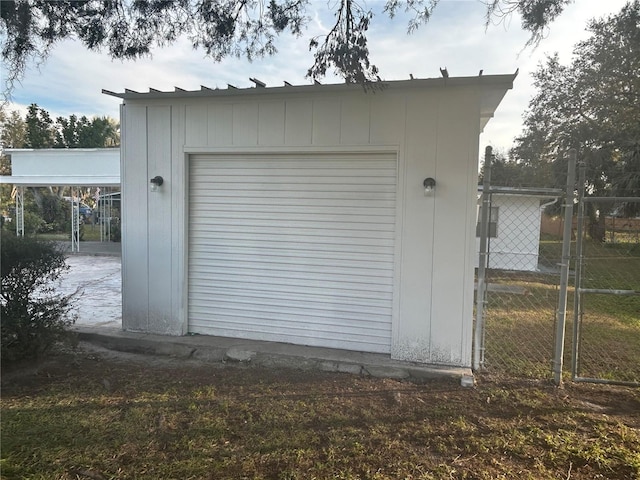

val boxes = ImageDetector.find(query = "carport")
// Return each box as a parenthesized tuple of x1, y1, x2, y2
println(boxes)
(0, 148, 120, 252)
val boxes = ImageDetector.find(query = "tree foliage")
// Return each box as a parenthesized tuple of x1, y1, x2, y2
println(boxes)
(2, 104, 120, 149)
(0, 233, 76, 363)
(509, 1, 640, 206)
(0, 108, 26, 150)
(1, 0, 574, 89)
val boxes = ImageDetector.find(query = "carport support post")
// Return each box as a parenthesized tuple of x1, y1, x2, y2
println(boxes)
(71, 186, 80, 253)
(474, 146, 493, 371)
(553, 149, 577, 386)
(15, 186, 25, 236)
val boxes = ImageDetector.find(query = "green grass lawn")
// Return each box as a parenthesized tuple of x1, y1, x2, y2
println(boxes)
(36, 225, 108, 242)
(482, 238, 639, 382)
(1, 346, 639, 480)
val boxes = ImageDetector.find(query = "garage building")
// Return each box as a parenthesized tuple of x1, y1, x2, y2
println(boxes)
(104, 74, 515, 367)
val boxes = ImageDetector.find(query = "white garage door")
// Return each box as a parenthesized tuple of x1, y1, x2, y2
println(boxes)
(188, 152, 398, 353)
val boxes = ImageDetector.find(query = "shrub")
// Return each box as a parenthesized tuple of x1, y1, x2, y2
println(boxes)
(22, 210, 45, 235)
(1, 233, 77, 363)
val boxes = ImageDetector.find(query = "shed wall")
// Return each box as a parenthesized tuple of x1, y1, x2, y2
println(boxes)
(475, 195, 542, 272)
(120, 85, 483, 366)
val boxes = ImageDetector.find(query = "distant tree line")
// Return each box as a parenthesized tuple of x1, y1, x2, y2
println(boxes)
(1, 104, 119, 150)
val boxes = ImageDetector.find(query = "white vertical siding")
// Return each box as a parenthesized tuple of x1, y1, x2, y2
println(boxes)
(392, 92, 438, 362)
(186, 105, 208, 145)
(285, 99, 313, 145)
(147, 106, 173, 330)
(232, 103, 259, 145)
(208, 104, 233, 145)
(429, 88, 479, 365)
(121, 105, 149, 331)
(171, 105, 188, 334)
(312, 99, 341, 145)
(258, 102, 285, 145)
(340, 98, 370, 144)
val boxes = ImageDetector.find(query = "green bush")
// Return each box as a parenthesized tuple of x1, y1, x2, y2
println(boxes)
(22, 210, 45, 235)
(1, 233, 77, 363)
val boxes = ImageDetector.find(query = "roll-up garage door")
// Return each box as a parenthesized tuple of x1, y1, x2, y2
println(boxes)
(188, 152, 397, 353)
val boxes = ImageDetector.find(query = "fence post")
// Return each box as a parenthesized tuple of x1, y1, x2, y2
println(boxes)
(553, 149, 577, 385)
(571, 161, 587, 380)
(474, 146, 493, 371)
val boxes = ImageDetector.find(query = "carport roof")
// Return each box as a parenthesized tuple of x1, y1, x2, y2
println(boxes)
(0, 148, 120, 187)
(0, 175, 120, 187)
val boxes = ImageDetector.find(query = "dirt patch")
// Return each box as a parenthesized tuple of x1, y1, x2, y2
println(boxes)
(2, 343, 639, 480)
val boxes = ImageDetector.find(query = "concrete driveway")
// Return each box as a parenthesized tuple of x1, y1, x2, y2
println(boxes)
(56, 252, 122, 329)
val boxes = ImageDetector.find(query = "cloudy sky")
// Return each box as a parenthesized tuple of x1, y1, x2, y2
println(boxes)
(2, 0, 630, 154)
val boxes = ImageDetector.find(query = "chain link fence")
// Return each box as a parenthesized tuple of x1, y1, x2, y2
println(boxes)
(475, 187, 564, 378)
(571, 183, 640, 385)
(475, 151, 640, 385)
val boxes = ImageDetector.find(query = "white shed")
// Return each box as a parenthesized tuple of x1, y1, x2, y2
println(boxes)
(105, 75, 515, 367)
(475, 187, 561, 272)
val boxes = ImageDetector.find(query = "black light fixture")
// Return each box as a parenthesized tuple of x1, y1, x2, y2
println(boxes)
(150, 175, 164, 192)
(423, 177, 436, 195)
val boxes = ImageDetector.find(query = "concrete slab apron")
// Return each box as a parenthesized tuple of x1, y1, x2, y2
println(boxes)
(75, 327, 472, 384)
(61, 253, 472, 383)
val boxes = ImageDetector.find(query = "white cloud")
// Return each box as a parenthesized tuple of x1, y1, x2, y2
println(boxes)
(3, 0, 630, 153)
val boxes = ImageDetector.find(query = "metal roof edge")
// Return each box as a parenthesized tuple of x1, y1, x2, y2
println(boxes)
(478, 185, 563, 197)
(0, 175, 120, 186)
(102, 71, 518, 100)
(5, 148, 119, 153)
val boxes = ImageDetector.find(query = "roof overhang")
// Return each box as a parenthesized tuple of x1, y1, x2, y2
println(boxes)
(0, 175, 120, 187)
(478, 185, 563, 199)
(103, 72, 518, 132)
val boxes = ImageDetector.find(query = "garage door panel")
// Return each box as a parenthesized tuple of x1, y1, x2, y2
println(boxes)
(191, 217, 396, 233)
(190, 271, 393, 294)
(194, 157, 396, 169)
(190, 244, 395, 263)
(189, 285, 393, 309)
(192, 189, 397, 201)
(190, 238, 394, 256)
(190, 258, 393, 280)
(189, 268, 393, 289)
(190, 256, 393, 275)
(194, 182, 397, 194)
(191, 202, 394, 217)
(190, 277, 392, 305)
(192, 173, 396, 185)
(188, 291, 392, 315)
(189, 302, 391, 326)
(192, 224, 396, 240)
(189, 317, 391, 352)
(188, 152, 397, 353)
(191, 229, 395, 245)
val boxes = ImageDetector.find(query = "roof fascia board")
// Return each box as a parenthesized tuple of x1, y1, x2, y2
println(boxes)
(102, 73, 517, 101)
(0, 175, 120, 186)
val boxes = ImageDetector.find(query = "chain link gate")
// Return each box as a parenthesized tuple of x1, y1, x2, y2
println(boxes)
(474, 147, 567, 379)
(475, 149, 640, 385)
(571, 162, 640, 386)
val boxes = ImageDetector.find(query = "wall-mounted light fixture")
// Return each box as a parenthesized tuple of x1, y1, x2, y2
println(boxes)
(423, 177, 436, 196)
(150, 175, 164, 192)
